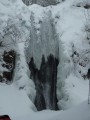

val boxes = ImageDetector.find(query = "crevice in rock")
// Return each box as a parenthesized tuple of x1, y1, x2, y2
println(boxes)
(22, 0, 60, 7)
(29, 54, 59, 111)
(0, 50, 16, 83)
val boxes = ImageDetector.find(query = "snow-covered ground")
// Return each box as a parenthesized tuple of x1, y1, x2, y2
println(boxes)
(0, 83, 90, 120)
(15, 101, 90, 120)
(0, 83, 35, 119)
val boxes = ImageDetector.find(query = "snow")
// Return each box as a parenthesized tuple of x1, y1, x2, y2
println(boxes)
(0, 83, 35, 119)
(58, 74, 89, 110)
(0, 0, 90, 119)
(13, 43, 36, 103)
(0, 83, 90, 120)
(53, 101, 90, 120)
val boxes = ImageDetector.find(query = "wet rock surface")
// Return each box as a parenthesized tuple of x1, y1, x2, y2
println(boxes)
(29, 54, 59, 111)
(22, 0, 60, 7)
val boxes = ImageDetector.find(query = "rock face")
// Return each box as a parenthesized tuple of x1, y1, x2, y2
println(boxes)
(22, 0, 60, 6)
(0, 50, 16, 83)
(29, 54, 59, 111)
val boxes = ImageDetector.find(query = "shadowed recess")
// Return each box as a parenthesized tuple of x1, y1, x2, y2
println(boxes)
(29, 54, 59, 111)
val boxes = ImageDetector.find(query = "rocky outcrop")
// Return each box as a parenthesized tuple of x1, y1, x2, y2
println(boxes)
(0, 50, 16, 83)
(22, 0, 60, 6)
